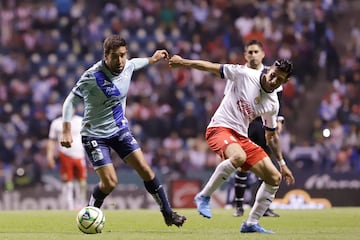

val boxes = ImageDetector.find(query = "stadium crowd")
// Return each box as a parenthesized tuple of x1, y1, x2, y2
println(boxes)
(0, 0, 359, 190)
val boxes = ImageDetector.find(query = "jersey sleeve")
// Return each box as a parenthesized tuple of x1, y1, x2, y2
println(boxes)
(48, 119, 58, 140)
(71, 71, 95, 99)
(261, 111, 278, 131)
(129, 58, 149, 71)
(276, 88, 283, 116)
(63, 92, 82, 122)
(221, 64, 246, 82)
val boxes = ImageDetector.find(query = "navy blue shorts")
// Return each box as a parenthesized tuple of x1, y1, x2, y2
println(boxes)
(82, 127, 140, 169)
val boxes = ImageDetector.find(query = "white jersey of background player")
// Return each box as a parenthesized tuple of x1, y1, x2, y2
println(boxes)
(47, 114, 87, 210)
(49, 115, 84, 158)
(208, 64, 281, 136)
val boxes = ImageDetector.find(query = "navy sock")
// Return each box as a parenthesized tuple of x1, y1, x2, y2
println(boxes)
(88, 184, 109, 208)
(144, 176, 172, 213)
(234, 170, 248, 208)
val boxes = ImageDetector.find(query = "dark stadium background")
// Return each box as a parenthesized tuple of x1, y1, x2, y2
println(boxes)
(0, 0, 359, 209)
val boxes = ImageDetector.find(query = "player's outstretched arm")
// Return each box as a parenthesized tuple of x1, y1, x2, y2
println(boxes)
(169, 55, 221, 76)
(60, 121, 73, 148)
(46, 139, 57, 169)
(60, 92, 77, 148)
(265, 129, 295, 185)
(149, 50, 169, 64)
(281, 165, 295, 185)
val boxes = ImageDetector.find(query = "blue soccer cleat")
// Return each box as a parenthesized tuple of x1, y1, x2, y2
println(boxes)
(240, 222, 274, 234)
(194, 194, 212, 218)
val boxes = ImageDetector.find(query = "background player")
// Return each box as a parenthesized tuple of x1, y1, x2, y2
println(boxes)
(47, 114, 87, 210)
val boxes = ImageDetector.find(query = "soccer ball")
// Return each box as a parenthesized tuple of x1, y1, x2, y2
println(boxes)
(76, 206, 105, 234)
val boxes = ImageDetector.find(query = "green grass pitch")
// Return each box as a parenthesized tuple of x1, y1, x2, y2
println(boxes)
(0, 208, 359, 240)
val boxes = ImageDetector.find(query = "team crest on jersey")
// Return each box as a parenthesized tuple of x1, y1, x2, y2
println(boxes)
(105, 86, 118, 96)
(102, 79, 112, 86)
(254, 96, 260, 104)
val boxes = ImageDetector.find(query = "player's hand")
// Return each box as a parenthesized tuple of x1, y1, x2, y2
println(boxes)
(168, 55, 184, 68)
(150, 50, 169, 63)
(280, 165, 295, 185)
(60, 133, 73, 148)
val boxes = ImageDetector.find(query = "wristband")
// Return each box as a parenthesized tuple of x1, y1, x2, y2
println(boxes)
(279, 159, 286, 166)
(277, 116, 285, 123)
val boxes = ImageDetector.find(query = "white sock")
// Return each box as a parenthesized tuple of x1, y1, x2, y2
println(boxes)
(62, 181, 74, 210)
(78, 180, 87, 206)
(74, 180, 87, 207)
(246, 182, 279, 225)
(200, 159, 236, 197)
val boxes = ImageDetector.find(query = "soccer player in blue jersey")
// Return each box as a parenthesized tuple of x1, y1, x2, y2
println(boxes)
(60, 35, 186, 227)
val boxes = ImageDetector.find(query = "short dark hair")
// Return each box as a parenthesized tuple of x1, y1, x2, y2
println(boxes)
(244, 39, 264, 51)
(275, 59, 293, 78)
(103, 35, 127, 55)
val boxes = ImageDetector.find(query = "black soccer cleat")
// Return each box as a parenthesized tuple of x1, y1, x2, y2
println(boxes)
(233, 207, 244, 217)
(162, 211, 187, 227)
(263, 208, 280, 217)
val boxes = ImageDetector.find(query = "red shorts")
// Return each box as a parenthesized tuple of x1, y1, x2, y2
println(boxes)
(59, 152, 87, 181)
(206, 127, 267, 171)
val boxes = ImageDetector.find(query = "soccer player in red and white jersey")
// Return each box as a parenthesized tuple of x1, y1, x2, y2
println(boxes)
(47, 114, 87, 210)
(169, 55, 295, 234)
(229, 40, 283, 218)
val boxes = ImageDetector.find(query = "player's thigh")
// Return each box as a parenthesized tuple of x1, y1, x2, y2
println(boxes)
(124, 149, 154, 181)
(249, 157, 281, 186)
(73, 159, 87, 181)
(206, 127, 246, 163)
(224, 143, 246, 159)
(224, 143, 247, 167)
(59, 153, 74, 181)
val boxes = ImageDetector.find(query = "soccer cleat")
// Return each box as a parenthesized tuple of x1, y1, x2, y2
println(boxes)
(162, 211, 187, 227)
(263, 208, 280, 217)
(233, 207, 244, 217)
(240, 222, 274, 234)
(194, 194, 212, 218)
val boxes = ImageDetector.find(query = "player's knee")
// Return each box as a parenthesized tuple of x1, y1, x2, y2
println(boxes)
(230, 153, 247, 168)
(269, 172, 282, 186)
(102, 178, 118, 192)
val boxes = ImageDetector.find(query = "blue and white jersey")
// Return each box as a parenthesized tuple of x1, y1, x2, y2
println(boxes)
(64, 58, 148, 137)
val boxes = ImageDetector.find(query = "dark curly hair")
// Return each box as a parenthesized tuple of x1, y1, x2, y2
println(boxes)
(275, 59, 293, 78)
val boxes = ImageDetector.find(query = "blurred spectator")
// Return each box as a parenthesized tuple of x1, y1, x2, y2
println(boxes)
(176, 101, 199, 140)
(333, 145, 352, 173)
(122, 2, 143, 34)
(163, 131, 184, 164)
(289, 140, 321, 169)
(186, 135, 209, 172)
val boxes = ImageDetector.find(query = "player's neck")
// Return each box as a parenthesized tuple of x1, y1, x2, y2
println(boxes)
(246, 63, 263, 71)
